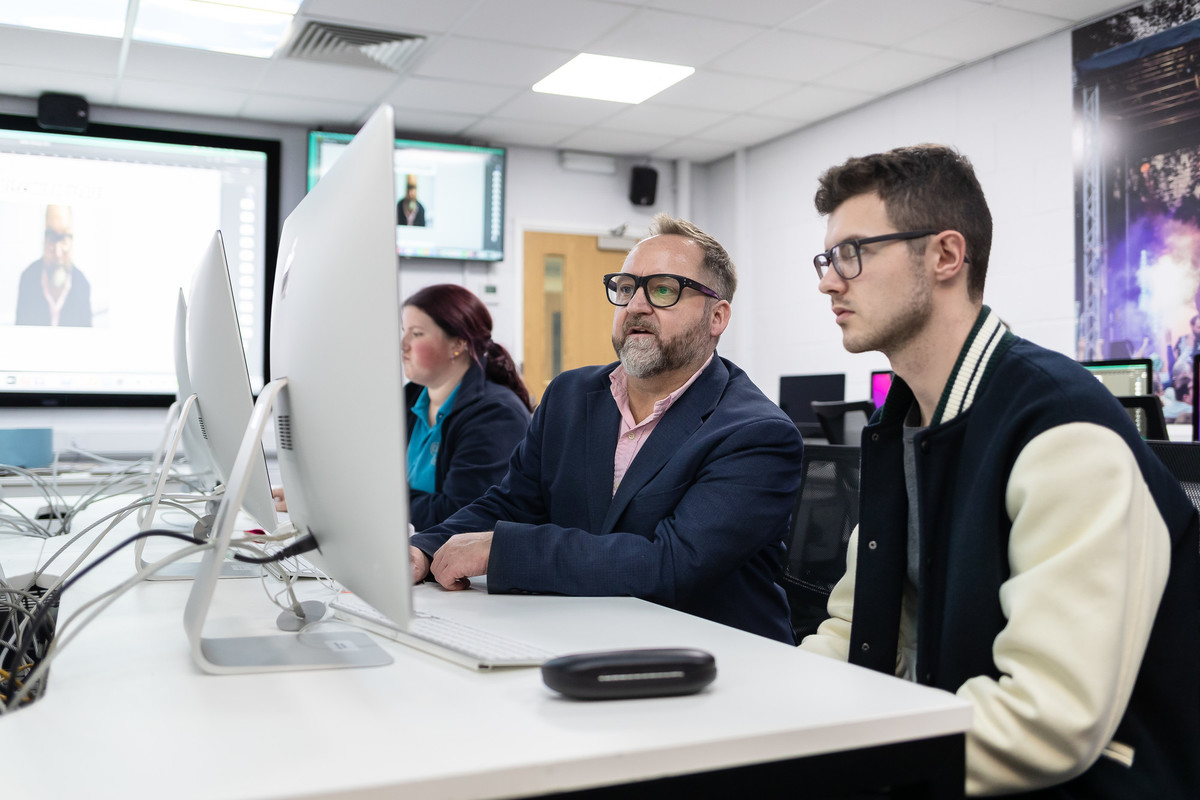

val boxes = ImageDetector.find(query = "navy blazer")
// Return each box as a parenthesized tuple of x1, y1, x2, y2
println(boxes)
(412, 354, 804, 643)
(406, 361, 531, 530)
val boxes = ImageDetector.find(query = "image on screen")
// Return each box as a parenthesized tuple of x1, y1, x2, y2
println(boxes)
(1082, 359, 1153, 396)
(870, 370, 893, 410)
(0, 113, 279, 406)
(308, 129, 504, 262)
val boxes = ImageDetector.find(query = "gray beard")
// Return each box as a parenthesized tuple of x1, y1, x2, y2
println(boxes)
(614, 316, 712, 379)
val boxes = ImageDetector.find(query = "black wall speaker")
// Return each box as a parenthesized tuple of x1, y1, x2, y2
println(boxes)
(629, 165, 658, 206)
(38, 92, 89, 133)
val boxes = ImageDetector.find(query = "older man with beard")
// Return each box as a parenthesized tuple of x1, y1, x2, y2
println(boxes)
(410, 213, 804, 642)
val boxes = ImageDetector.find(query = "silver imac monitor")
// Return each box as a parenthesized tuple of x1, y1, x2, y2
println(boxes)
(185, 230, 277, 533)
(184, 104, 408, 673)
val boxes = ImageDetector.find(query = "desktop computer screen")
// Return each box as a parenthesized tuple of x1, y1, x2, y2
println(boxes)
(1081, 359, 1153, 397)
(185, 231, 276, 531)
(779, 374, 845, 438)
(184, 104, 410, 673)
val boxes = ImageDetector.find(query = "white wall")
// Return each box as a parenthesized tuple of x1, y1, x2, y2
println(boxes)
(694, 31, 1079, 404)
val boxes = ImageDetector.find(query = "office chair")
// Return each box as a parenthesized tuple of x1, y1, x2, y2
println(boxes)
(780, 444, 861, 642)
(810, 400, 876, 445)
(1117, 395, 1169, 441)
(1147, 440, 1200, 515)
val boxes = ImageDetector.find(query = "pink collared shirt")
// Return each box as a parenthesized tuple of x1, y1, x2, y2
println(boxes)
(608, 354, 713, 495)
(41, 269, 72, 327)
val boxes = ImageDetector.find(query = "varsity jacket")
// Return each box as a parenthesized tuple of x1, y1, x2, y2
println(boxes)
(801, 307, 1199, 798)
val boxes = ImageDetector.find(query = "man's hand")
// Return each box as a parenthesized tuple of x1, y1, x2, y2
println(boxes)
(410, 546, 431, 585)
(271, 487, 287, 512)
(429, 531, 493, 591)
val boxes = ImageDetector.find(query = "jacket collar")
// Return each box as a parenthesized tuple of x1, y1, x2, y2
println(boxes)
(879, 305, 1014, 428)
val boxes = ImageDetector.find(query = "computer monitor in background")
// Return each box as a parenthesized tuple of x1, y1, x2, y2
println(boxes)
(184, 104, 407, 674)
(1082, 358, 1159, 439)
(779, 374, 845, 439)
(1081, 358, 1153, 396)
(870, 370, 893, 410)
(185, 231, 276, 532)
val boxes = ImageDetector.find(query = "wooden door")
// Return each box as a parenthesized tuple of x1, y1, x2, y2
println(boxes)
(523, 232, 628, 403)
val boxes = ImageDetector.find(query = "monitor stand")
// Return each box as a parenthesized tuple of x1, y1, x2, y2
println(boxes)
(182, 378, 392, 674)
(134, 393, 257, 581)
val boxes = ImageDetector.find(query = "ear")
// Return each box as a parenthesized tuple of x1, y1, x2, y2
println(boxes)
(929, 230, 969, 287)
(709, 299, 731, 338)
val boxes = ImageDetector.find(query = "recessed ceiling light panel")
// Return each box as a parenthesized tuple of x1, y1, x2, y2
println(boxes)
(533, 53, 694, 104)
(133, 0, 297, 58)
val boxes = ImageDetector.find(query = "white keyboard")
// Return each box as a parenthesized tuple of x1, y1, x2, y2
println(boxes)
(330, 593, 556, 670)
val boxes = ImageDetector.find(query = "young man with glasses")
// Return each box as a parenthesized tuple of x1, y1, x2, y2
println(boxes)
(800, 144, 1199, 797)
(409, 213, 803, 643)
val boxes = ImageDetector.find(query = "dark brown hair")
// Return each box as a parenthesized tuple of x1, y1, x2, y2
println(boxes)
(814, 144, 991, 301)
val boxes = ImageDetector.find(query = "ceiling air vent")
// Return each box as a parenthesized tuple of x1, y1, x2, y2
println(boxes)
(286, 21, 426, 73)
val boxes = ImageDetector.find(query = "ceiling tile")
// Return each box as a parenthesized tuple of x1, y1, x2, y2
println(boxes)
(648, 69, 795, 114)
(0, 25, 121, 73)
(393, 108, 483, 137)
(710, 29, 882, 83)
(461, 117, 577, 148)
(414, 36, 574, 87)
(818, 49, 960, 94)
(0, 68, 120, 105)
(115, 79, 251, 118)
(647, 0, 824, 27)
(991, 0, 1133, 23)
(454, 0, 636, 50)
(651, 138, 739, 164)
(778, 0, 975, 48)
(237, 93, 370, 126)
(491, 90, 626, 127)
(255, 58, 400, 102)
(296, 0, 480, 34)
(385, 77, 519, 116)
(587, 8, 765, 65)
(599, 103, 730, 137)
(901, 5, 1071, 61)
(557, 127, 674, 155)
(123, 43, 271, 88)
(695, 114, 803, 146)
(753, 84, 877, 122)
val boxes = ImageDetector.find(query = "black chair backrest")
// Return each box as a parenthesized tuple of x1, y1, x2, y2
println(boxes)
(1147, 440, 1200, 514)
(780, 444, 861, 642)
(810, 399, 876, 445)
(1117, 395, 1169, 441)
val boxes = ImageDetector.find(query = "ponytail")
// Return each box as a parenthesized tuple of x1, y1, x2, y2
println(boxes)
(482, 340, 534, 412)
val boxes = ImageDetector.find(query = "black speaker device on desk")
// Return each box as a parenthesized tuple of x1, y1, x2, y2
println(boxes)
(629, 165, 658, 206)
(541, 648, 716, 700)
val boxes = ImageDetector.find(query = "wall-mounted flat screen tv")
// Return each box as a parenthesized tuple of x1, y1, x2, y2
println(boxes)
(0, 113, 279, 407)
(308, 129, 505, 262)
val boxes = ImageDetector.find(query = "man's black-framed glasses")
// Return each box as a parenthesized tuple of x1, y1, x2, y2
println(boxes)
(813, 229, 938, 281)
(603, 273, 722, 308)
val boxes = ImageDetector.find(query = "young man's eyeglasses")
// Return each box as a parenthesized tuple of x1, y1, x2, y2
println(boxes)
(603, 273, 722, 308)
(813, 230, 938, 281)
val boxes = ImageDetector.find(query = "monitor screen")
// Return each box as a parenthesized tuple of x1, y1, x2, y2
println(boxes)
(183, 105, 409, 674)
(1082, 359, 1153, 396)
(779, 374, 845, 439)
(0, 113, 279, 407)
(307, 129, 504, 262)
(870, 370, 893, 410)
(184, 231, 275, 530)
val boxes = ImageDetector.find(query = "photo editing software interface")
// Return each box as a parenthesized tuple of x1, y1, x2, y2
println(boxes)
(308, 130, 505, 262)
(0, 117, 275, 399)
(1082, 359, 1152, 397)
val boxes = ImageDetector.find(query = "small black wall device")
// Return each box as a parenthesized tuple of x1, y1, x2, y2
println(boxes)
(629, 165, 658, 206)
(541, 648, 716, 700)
(38, 92, 89, 133)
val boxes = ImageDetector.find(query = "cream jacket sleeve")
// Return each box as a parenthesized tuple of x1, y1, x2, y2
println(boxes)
(799, 423, 1171, 797)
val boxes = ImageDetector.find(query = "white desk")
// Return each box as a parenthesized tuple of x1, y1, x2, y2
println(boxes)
(2, 496, 972, 799)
